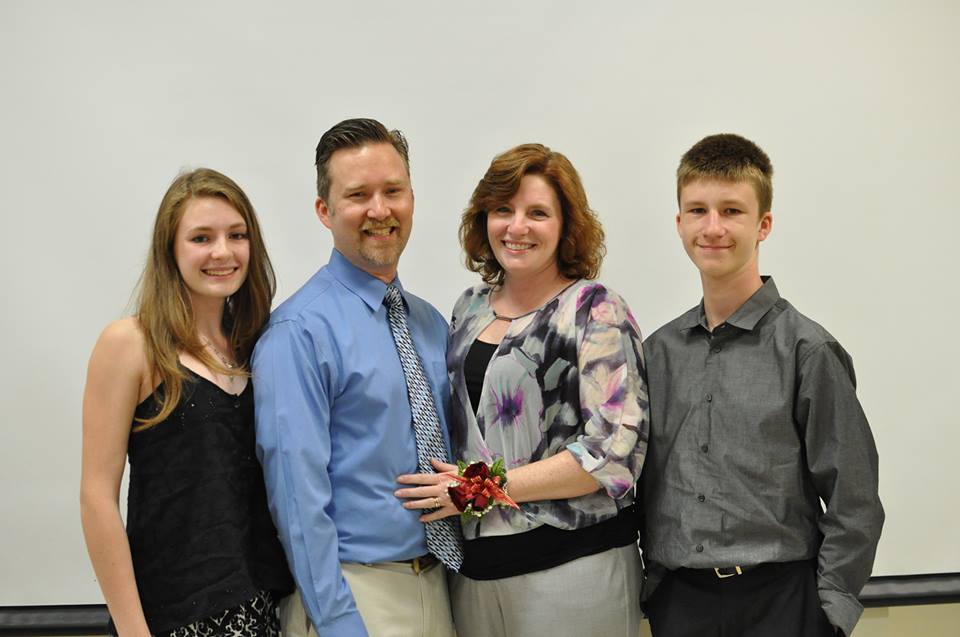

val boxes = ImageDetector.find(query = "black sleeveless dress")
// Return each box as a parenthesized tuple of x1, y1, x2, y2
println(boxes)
(121, 369, 293, 636)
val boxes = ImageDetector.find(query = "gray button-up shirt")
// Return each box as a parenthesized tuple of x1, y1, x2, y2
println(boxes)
(640, 277, 883, 637)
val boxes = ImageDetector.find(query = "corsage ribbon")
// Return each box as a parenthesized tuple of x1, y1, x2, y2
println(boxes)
(446, 458, 519, 522)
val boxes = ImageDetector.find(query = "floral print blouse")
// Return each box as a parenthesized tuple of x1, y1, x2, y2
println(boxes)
(448, 279, 649, 538)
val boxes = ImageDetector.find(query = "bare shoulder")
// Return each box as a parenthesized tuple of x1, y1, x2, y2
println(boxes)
(89, 317, 148, 380)
(82, 318, 150, 478)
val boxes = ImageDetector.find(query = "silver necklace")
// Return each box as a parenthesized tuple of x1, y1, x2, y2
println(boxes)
(201, 336, 238, 383)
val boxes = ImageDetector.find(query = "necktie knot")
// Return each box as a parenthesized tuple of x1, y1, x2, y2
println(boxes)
(384, 284, 404, 312)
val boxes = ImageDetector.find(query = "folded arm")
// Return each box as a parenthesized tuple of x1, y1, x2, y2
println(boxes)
(398, 287, 649, 516)
(565, 287, 649, 500)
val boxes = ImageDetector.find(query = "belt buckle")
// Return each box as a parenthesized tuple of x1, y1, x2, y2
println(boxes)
(411, 555, 436, 574)
(714, 566, 743, 578)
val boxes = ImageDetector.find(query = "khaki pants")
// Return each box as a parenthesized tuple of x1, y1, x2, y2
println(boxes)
(281, 559, 456, 637)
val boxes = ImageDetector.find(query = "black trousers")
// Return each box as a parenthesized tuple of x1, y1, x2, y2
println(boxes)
(645, 561, 837, 637)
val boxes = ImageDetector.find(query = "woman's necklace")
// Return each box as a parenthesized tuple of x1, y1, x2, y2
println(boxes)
(491, 309, 519, 321)
(492, 307, 528, 321)
(201, 336, 238, 385)
(491, 279, 577, 322)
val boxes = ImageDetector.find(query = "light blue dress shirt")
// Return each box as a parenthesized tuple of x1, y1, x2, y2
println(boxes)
(252, 249, 452, 636)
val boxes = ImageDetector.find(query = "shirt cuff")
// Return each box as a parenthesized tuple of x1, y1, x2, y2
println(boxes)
(819, 586, 862, 637)
(315, 609, 368, 637)
(566, 440, 634, 499)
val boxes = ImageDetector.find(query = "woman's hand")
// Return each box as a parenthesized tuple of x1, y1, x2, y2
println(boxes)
(395, 459, 460, 522)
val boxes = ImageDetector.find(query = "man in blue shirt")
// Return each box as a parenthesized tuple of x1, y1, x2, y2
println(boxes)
(253, 118, 457, 637)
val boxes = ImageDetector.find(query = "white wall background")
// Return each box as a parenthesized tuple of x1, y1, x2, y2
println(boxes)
(1, 0, 957, 604)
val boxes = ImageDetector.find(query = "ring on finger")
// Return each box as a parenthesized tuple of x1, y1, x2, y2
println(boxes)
(433, 497, 441, 508)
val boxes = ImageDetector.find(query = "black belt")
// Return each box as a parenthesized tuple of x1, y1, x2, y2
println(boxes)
(679, 565, 755, 578)
(680, 560, 809, 580)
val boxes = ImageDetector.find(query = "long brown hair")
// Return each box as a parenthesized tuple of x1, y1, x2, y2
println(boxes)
(135, 168, 275, 429)
(460, 143, 606, 286)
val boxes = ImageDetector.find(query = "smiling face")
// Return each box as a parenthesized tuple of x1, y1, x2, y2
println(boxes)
(173, 196, 250, 305)
(677, 178, 772, 285)
(486, 174, 563, 282)
(316, 142, 413, 283)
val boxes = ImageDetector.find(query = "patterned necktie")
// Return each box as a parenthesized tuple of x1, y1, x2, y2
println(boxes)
(383, 284, 464, 571)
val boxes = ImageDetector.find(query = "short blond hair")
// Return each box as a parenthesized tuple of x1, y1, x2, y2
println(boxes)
(677, 134, 773, 212)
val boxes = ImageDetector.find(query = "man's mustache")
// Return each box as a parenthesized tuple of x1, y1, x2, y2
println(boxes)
(361, 219, 400, 231)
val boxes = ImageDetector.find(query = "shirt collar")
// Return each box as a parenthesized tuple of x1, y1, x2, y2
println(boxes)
(677, 304, 703, 331)
(326, 248, 406, 312)
(680, 276, 780, 332)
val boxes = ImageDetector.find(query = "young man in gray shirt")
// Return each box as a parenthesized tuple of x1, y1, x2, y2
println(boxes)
(640, 134, 884, 637)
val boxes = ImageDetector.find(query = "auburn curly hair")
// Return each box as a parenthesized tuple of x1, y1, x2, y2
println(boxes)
(460, 143, 605, 285)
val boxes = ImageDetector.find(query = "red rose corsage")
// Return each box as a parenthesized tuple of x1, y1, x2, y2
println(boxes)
(447, 458, 520, 522)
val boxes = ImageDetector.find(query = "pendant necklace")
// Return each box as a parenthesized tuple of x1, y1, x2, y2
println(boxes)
(201, 336, 238, 385)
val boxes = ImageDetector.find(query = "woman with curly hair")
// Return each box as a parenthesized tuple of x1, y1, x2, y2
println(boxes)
(397, 144, 648, 637)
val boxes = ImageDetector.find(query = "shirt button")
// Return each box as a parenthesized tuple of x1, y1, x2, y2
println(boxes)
(697, 494, 705, 502)
(696, 544, 704, 553)
(705, 393, 713, 402)
(701, 444, 709, 453)
(711, 345, 722, 353)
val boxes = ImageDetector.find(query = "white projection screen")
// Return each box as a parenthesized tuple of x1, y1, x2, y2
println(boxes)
(1, 1, 958, 605)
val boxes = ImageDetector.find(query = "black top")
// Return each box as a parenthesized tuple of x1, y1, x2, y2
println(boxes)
(460, 338, 638, 580)
(464, 338, 498, 413)
(122, 370, 293, 634)
(458, 505, 639, 580)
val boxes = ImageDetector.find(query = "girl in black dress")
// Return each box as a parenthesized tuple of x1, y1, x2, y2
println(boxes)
(81, 169, 293, 637)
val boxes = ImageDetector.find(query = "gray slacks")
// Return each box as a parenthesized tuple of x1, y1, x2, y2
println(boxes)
(450, 543, 642, 637)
